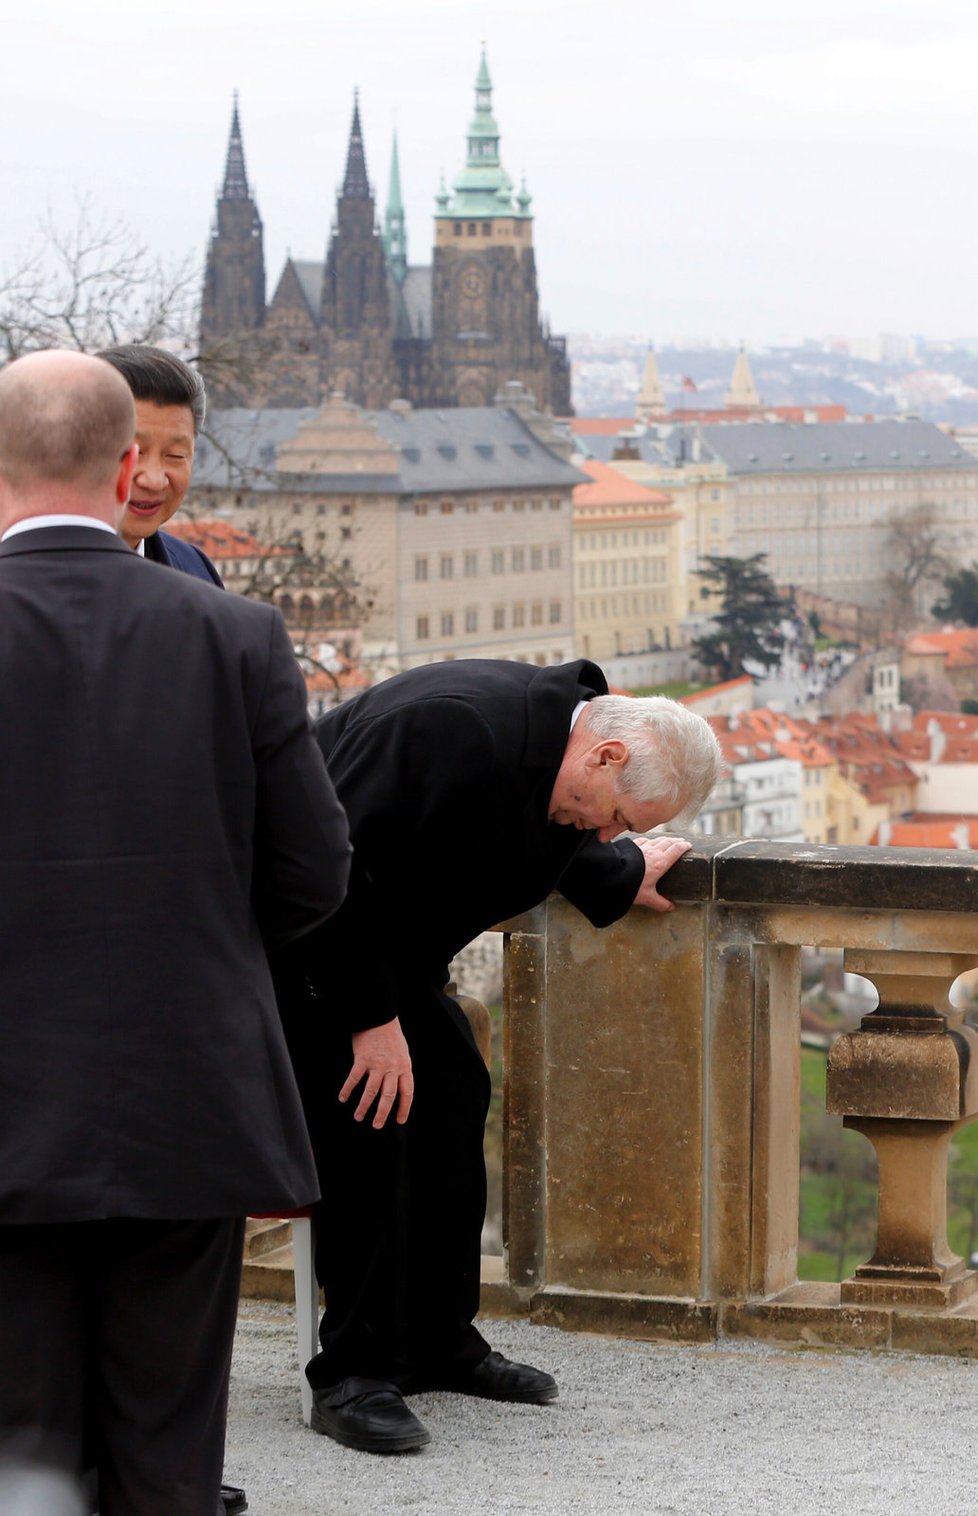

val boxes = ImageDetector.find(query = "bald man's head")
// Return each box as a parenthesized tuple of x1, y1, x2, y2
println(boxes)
(0, 351, 136, 494)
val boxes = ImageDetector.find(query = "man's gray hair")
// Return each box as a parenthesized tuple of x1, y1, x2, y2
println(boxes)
(582, 694, 721, 821)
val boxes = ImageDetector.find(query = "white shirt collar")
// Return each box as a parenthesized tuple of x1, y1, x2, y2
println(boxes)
(569, 699, 589, 732)
(1, 514, 118, 542)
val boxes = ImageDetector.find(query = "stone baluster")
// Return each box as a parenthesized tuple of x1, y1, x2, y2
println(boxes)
(826, 949, 978, 1307)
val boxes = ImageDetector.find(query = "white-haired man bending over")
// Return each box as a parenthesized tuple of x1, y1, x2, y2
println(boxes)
(274, 658, 720, 1456)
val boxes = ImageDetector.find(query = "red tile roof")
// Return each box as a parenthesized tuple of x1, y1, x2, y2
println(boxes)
(680, 675, 753, 705)
(904, 630, 978, 668)
(166, 518, 285, 559)
(573, 460, 674, 510)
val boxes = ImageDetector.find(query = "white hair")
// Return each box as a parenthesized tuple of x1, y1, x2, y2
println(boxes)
(582, 695, 721, 822)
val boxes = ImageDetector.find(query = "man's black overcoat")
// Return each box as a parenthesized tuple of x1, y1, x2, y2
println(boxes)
(0, 525, 352, 1223)
(297, 657, 645, 1029)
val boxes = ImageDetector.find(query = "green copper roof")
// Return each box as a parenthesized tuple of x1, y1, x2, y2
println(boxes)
(435, 48, 531, 220)
(383, 131, 407, 283)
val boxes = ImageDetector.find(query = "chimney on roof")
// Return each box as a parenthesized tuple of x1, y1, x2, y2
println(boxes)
(927, 719, 947, 765)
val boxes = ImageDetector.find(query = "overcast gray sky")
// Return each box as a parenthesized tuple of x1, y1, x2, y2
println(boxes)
(1, 0, 975, 345)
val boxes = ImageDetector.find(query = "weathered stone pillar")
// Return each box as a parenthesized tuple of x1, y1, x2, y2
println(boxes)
(826, 949, 978, 1307)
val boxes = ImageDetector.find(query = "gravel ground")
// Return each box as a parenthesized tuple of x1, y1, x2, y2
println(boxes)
(225, 1300, 978, 1516)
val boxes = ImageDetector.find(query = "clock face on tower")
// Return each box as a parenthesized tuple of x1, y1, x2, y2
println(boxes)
(461, 264, 486, 299)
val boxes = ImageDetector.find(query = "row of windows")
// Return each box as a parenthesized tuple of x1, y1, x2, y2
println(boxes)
(578, 528, 670, 549)
(413, 545, 562, 579)
(577, 592, 669, 618)
(413, 496, 563, 516)
(415, 601, 563, 639)
(738, 499, 974, 527)
(451, 220, 525, 238)
(740, 474, 978, 495)
(575, 559, 667, 589)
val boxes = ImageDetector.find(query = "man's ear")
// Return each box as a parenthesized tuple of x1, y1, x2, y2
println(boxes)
(591, 739, 628, 770)
(115, 444, 138, 505)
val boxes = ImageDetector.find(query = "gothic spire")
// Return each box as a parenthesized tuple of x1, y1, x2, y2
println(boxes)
(342, 91, 371, 199)
(725, 344, 762, 410)
(383, 131, 408, 284)
(221, 91, 251, 201)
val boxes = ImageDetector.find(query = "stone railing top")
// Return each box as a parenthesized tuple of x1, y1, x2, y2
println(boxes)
(498, 840, 978, 929)
(677, 838, 978, 914)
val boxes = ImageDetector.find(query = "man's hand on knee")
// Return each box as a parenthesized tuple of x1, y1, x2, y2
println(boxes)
(340, 1018, 414, 1128)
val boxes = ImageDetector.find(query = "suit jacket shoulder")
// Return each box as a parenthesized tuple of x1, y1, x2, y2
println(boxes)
(149, 528, 224, 586)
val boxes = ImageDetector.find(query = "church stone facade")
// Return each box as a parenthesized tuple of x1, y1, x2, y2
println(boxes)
(199, 53, 571, 415)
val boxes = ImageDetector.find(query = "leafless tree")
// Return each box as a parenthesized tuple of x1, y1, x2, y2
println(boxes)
(880, 503, 953, 636)
(0, 197, 198, 359)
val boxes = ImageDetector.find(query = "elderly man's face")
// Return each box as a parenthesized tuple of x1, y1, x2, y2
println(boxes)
(120, 400, 195, 549)
(549, 745, 675, 842)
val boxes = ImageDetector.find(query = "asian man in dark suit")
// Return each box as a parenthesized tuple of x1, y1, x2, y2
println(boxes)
(0, 350, 352, 1516)
(97, 344, 242, 1515)
(276, 657, 722, 1454)
(97, 344, 222, 585)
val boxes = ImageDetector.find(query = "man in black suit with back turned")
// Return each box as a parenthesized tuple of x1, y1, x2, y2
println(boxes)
(277, 656, 722, 1454)
(0, 350, 352, 1515)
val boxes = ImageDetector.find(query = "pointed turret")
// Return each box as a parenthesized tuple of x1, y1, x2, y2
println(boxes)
(199, 93, 266, 349)
(321, 90, 393, 405)
(342, 91, 371, 200)
(725, 345, 762, 410)
(636, 344, 666, 421)
(222, 91, 250, 199)
(434, 46, 526, 221)
(383, 131, 408, 284)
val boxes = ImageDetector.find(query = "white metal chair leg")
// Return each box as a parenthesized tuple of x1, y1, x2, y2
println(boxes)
(291, 1216, 319, 1426)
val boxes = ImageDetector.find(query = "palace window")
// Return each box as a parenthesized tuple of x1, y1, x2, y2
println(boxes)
(414, 557, 428, 581)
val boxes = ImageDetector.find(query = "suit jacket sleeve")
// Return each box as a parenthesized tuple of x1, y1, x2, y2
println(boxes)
(557, 834, 646, 927)
(250, 611, 352, 950)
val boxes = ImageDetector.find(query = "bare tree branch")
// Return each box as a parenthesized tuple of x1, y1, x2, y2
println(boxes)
(0, 196, 198, 358)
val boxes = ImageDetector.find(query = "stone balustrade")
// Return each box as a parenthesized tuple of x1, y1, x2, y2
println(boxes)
(482, 838, 978, 1355)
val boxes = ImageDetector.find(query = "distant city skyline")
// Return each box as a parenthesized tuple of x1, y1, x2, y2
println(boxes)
(1, 0, 976, 344)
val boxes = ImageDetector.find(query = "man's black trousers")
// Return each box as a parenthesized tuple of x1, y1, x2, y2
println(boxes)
(0, 1216, 244, 1516)
(288, 981, 493, 1390)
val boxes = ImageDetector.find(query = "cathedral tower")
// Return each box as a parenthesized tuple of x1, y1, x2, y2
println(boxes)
(430, 48, 570, 412)
(199, 95, 266, 345)
(320, 93, 396, 407)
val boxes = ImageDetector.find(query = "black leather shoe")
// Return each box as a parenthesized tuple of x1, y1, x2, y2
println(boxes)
(219, 1486, 248, 1516)
(310, 1377, 431, 1453)
(437, 1350, 558, 1404)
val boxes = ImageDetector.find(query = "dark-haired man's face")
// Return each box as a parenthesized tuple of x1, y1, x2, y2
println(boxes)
(121, 401, 195, 549)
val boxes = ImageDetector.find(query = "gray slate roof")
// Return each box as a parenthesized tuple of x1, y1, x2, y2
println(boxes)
(289, 261, 323, 321)
(193, 405, 585, 494)
(700, 419, 974, 475)
(572, 424, 723, 470)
